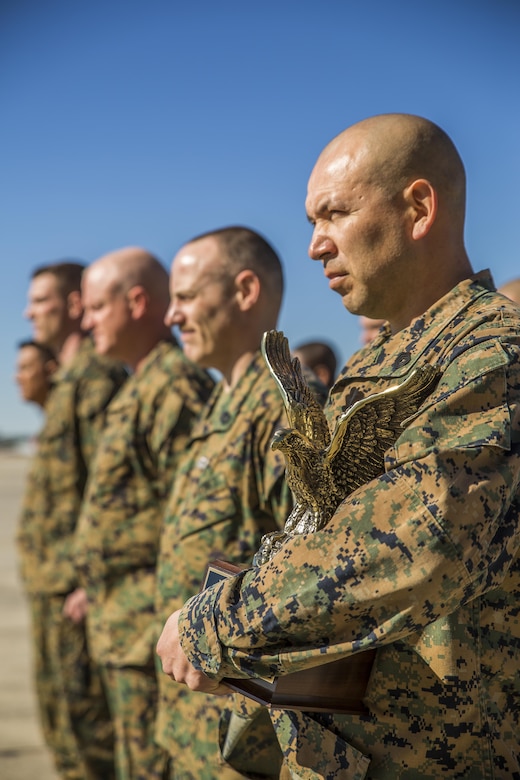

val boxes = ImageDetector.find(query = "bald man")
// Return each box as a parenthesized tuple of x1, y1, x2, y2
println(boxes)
(75, 247, 214, 779)
(156, 116, 520, 778)
(498, 278, 520, 305)
(155, 227, 294, 779)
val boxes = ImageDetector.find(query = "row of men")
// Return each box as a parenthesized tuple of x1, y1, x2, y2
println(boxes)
(17, 112, 520, 780)
(16, 230, 301, 780)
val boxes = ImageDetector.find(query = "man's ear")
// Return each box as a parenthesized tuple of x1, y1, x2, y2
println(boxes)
(234, 269, 261, 311)
(127, 285, 149, 319)
(67, 290, 83, 322)
(404, 178, 437, 240)
(45, 358, 59, 378)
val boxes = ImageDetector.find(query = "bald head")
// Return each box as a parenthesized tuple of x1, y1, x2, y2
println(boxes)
(319, 114, 466, 223)
(306, 113, 472, 332)
(82, 246, 171, 367)
(86, 246, 170, 311)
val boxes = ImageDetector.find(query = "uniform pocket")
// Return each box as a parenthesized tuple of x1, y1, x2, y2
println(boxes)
(177, 471, 237, 540)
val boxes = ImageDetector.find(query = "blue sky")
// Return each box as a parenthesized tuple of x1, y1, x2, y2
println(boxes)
(1, 0, 519, 435)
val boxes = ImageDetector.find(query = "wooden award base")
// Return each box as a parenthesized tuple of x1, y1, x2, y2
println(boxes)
(203, 561, 376, 714)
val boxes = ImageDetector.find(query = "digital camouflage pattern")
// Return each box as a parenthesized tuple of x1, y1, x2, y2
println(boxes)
(29, 594, 115, 780)
(101, 665, 169, 780)
(76, 339, 214, 778)
(155, 351, 293, 779)
(18, 338, 127, 595)
(17, 337, 127, 780)
(177, 272, 520, 779)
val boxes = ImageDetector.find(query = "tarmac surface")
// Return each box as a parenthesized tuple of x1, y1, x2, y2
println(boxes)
(0, 452, 59, 780)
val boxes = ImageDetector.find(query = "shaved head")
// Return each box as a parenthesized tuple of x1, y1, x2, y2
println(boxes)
(317, 113, 466, 224)
(306, 113, 472, 332)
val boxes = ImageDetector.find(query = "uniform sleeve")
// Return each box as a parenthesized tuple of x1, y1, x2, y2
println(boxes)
(177, 339, 520, 682)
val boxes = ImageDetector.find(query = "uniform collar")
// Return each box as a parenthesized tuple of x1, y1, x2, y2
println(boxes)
(194, 350, 266, 436)
(345, 270, 496, 379)
(133, 337, 178, 377)
(52, 335, 95, 383)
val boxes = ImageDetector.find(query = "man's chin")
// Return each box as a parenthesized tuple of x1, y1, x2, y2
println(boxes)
(93, 341, 111, 357)
(183, 346, 202, 365)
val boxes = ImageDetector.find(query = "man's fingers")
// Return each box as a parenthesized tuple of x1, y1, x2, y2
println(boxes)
(184, 669, 233, 695)
(156, 609, 232, 695)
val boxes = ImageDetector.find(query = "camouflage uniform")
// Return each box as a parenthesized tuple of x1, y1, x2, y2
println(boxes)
(176, 272, 520, 779)
(155, 351, 293, 780)
(76, 339, 214, 780)
(17, 338, 127, 780)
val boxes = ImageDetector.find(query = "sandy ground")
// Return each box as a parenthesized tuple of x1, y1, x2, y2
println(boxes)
(0, 452, 59, 780)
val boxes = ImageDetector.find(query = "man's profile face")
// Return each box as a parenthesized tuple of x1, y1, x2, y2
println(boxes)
(165, 236, 238, 370)
(305, 138, 409, 322)
(81, 270, 133, 360)
(25, 273, 68, 348)
(15, 345, 54, 406)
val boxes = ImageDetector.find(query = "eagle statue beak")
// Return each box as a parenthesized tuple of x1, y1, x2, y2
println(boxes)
(271, 428, 290, 450)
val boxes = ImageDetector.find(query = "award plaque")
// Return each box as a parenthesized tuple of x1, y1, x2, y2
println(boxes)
(202, 560, 376, 715)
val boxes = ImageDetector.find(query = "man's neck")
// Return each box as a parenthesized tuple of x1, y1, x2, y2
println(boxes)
(127, 329, 173, 373)
(388, 254, 473, 334)
(221, 349, 257, 392)
(58, 331, 85, 365)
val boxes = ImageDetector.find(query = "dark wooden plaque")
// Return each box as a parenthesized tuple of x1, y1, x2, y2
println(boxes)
(202, 560, 376, 714)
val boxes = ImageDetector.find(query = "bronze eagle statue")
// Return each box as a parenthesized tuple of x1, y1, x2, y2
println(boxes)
(253, 330, 440, 565)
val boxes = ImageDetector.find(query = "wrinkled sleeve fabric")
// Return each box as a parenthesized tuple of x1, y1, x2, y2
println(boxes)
(178, 337, 520, 681)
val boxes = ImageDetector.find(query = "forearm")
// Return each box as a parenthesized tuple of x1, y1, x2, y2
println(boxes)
(179, 444, 520, 681)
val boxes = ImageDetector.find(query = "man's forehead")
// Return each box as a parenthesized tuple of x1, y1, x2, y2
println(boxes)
(306, 143, 373, 208)
(172, 239, 225, 280)
(306, 160, 348, 211)
(30, 273, 58, 294)
(175, 236, 220, 264)
(18, 346, 43, 364)
(83, 264, 120, 295)
(173, 249, 200, 271)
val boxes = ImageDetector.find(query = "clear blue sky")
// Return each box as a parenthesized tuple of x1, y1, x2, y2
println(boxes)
(1, 0, 519, 436)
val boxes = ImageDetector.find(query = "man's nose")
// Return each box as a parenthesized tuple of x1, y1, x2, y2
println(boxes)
(308, 230, 337, 262)
(164, 301, 184, 328)
(81, 310, 93, 331)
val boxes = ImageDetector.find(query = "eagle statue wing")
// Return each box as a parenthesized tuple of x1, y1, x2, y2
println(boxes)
(261, 329, 331, 449)
(326, 364, 440, 498)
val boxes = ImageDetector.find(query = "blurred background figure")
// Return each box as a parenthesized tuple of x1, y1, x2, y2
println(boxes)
(156, 226, 293, 779)
(498, 278, 520, 305)
(15, 340, 58, 409)
(17, 261, 126, 780)
(76, 246, 214, 780)
(359, 315, 386, 345)
(292, 340, 338, 390)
